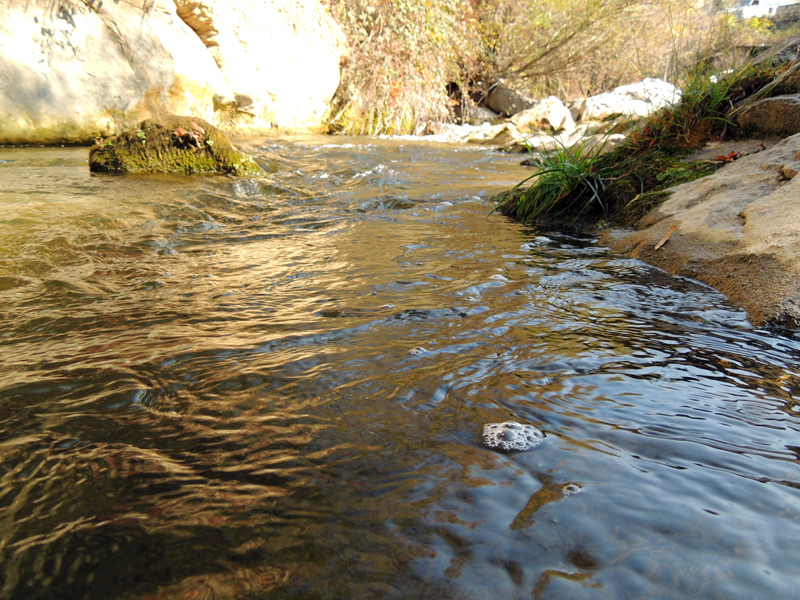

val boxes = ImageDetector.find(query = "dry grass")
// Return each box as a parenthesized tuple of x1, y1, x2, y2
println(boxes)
(328, 0, 799, 134)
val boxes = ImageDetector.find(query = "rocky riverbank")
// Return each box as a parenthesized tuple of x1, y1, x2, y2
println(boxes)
(487, 44, 800, 330)
(602, 134, 800, 329)
(602, 65, 800, 329)
(431, 78, 682, 158)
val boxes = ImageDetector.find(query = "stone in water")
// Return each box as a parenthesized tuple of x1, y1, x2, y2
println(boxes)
(483, 422, 545, 452)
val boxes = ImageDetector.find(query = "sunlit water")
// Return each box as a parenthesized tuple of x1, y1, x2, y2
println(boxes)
(1, 137, 799, 600)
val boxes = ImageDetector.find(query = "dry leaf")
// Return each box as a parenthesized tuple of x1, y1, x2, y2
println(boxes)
(715, 151, 745, 163)
(655, 225, 676, 250)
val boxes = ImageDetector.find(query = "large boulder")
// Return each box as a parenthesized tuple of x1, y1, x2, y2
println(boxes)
(0, 0, 229, 145)
(485, 83, 535, 117)
(89, 116, 263, 176)
(172, 0, 347, 134)
(582, 78, 681, 121)
(0, 0, 346, 145)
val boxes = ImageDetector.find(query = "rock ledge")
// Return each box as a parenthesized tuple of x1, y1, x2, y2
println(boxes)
(601, 134, 800, 329)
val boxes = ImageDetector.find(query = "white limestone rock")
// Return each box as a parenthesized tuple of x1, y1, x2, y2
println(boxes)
(0, 0, 347, 144)
(464, 122, 526, 147)
(173, 0, 347, 134)
(584, 78, 681, 121)
(511, 96, 576, 132)
(0, 0, 232, 144)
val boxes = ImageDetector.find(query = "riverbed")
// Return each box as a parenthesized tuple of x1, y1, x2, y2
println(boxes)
(1, 137, 799, 599)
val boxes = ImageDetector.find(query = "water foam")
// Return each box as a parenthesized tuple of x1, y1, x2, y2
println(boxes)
(482, 422, 545, 452)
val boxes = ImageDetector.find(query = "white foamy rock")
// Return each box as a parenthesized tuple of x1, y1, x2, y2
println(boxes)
(483, 422, 545, 452)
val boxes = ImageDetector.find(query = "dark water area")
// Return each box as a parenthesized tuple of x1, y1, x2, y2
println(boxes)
(1, 137, 799, 600)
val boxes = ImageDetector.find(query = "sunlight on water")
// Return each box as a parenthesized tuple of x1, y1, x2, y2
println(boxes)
(0, 138, 799, 600)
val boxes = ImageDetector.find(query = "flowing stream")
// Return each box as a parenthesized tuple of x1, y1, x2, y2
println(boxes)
(1, 137, 799, 600)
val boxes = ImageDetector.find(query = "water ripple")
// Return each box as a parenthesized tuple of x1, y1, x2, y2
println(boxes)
(0, 140, 798, 600)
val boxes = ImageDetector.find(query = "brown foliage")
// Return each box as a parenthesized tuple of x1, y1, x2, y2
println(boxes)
(328, 0, 793, 134)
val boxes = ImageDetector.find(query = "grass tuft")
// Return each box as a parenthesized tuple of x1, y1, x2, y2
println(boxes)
(495, 136, 636, 224)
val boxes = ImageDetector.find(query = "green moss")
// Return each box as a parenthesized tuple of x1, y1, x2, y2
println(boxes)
(656, 162, 720, 187)
(619, 158, 722, 227)
(88, 115, 263, 177)
(597, 144, 725, 220)
(616, 190, 671, 227)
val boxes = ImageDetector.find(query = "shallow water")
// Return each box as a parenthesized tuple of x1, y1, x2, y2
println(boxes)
(0, 137, 799, 600)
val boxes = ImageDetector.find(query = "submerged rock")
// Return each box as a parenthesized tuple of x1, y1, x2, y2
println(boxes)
(89, 116, 263, 176)
(483, 422, 545, 452)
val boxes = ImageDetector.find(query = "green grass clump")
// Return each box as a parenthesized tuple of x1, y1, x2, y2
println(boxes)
(495, 137, 636, 225)
(641, 60, 789, 145)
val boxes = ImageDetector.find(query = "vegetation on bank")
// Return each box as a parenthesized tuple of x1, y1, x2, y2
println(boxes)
(494, 57, 799, 229)
(326, 1, 800, 229)
(328, 0, 798, 135)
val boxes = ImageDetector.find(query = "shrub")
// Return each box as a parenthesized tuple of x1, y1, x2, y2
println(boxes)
(329, 0, 466, 134)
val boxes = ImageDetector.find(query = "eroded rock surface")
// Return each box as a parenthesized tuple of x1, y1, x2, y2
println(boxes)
(737, 94, 800, 137)
(171, 0, 347, 134)
(602, 135, 800, 328)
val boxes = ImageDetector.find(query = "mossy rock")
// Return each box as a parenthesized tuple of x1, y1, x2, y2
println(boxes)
(89, 115, 263, 177)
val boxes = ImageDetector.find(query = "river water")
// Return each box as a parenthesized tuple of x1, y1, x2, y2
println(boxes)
(0, 137, 799, 600)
